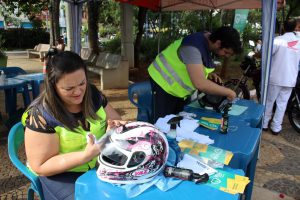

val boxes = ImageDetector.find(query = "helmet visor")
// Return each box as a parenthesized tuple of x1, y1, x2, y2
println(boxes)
(101, 143, 128, 166)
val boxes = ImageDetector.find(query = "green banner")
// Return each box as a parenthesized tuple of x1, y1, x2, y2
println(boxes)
(233, 9, 249, 33)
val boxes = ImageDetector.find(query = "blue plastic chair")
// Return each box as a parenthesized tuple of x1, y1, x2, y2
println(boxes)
(7, 122, 44, 200)
(128, 81, 154, 123)
(0, 66, 32, 105)
(0, 66, 27, 77)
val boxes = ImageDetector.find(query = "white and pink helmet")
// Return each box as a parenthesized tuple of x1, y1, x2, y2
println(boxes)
(97, 121, 169, 184)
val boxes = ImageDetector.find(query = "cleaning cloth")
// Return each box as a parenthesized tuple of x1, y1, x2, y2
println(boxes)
(120, 173, 182, 198)
(155, 114, 214, 145)
(177, 154, 217, 175)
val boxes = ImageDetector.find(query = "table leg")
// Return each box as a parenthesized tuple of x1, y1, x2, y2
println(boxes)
(22, 84, 31, 107)
(4, 88, 17, 118)
(244, 141, 260, 200)
(31, 81, 40, 99)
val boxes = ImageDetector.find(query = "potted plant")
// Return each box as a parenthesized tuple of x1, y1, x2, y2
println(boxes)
(0, 34, 7, 67)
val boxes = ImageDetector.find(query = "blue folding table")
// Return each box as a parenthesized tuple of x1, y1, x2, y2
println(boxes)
(185, 99, 264, 128)
(0, 78, 30, 120)
(184, 99, 264, 200)
(12, 73, 44, 99)
(75, 168, 244, 200)
(74, 99, 263, 200)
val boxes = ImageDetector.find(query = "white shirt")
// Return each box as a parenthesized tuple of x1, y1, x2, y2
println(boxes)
(269, 32, 300, 87)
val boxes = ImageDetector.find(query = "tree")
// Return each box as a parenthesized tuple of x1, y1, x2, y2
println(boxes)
(98, 0, 120, 37)
(285, 0, 300, 20)
(134, 7, 147, 69)
(276, 0, 300, 33)
(87, 0, 101, 55)
(1, 0, 48, 18)
(1, 0, 60, 45)
(49, 0, 60, 46)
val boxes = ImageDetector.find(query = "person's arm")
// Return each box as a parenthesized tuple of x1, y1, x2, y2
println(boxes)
(105, 103, 122, 120)
(179, 45, 235, 100)
(104, 104, 128, 130)
(25, 126, 102, 176)
(186, 63, 236, 101)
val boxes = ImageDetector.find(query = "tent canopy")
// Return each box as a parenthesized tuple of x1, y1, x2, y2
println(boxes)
(115, 0, 278, 107)
(116, 0, 262, 11)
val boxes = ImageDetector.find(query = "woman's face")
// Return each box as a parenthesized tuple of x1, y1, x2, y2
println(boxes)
(55, 68, 87, 110)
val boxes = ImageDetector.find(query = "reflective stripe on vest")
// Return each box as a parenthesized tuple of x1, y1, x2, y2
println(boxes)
(148, 39, 214, 98)
(157, 54, 194, 93)
(22, 107, 107, 173)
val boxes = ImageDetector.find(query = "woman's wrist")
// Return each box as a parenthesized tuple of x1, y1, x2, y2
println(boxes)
(81, 151, 92, 164)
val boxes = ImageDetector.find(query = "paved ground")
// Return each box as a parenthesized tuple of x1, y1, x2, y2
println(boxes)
(0, 53, 299, 200)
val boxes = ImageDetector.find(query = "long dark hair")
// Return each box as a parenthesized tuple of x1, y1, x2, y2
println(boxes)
(30, 51, 99, 131)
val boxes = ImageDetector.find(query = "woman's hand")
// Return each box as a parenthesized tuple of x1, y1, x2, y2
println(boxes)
(208, 73, 223, 85)
(83, 134, 104, 162)
(107, 119, 128, 131)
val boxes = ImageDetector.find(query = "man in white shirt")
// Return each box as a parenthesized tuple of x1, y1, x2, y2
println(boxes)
(263, 18, 300, 135)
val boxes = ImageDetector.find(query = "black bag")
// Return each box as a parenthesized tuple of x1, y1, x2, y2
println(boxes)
(197, 91, 226, 112)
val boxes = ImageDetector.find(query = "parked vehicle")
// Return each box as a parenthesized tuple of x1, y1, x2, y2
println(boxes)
(287, 78, 300, 134)
(223, 53, 300, 134)
(196, 51, 261, 111)
(225, 52, 261, 100)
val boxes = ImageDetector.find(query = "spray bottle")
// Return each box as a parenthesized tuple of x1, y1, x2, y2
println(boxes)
(220, 103, 231, 134)
(166, 116, 184, 165)
(164, 166, 209, 184)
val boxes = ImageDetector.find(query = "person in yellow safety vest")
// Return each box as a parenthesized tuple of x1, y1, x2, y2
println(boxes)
(22, 51, 126, 200)
(148, 26, 242, 122)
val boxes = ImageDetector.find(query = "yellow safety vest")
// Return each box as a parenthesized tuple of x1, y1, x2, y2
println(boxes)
(22, 107, 107, 172)
(148, 39, 214, 98)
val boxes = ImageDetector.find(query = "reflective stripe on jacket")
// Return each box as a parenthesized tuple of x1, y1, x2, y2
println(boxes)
(148, 38, 214, 98)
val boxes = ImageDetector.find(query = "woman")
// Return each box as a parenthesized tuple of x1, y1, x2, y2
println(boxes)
(55, 36, 65, 52)
(22, 51, 124, 200)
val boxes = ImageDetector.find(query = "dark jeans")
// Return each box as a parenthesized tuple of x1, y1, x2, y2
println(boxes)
(39, 172, 83, 200)
(150, 77, 188, 123)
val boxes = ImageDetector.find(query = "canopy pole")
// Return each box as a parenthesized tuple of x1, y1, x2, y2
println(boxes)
(157, 12, 162, 54)
(261, 0, 277, 106)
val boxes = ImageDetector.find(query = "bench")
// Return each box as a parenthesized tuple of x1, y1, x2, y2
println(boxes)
(87, 52, 129, 90)
(27, 44, 50, 59)
(81, 48, 98, 67)
(80, 47, 91, 60)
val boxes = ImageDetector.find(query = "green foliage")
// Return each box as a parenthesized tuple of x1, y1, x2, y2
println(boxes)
(101, 37, 121, 54)
(286, 0, 300, 17)
(1, 0, 48, 17)
(140, 9, 233, 41)
(4, 15, 21, 27)
(0, 33, 6, 57)
(242, 23, 261, 44)
(0, 28, 49, 49)
(82, 24, 88, 35)
(98, 0, 120, 37)
(139, 35, 174, 63)
(31, 17, 43, 29)
(99, 24, 119, 38)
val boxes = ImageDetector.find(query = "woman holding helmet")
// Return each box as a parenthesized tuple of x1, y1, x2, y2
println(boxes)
(22, 51, 125, 200)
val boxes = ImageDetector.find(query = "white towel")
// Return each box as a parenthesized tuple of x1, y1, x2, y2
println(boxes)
(177, 154, 217, 175)
(155, 114, 214, 145)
